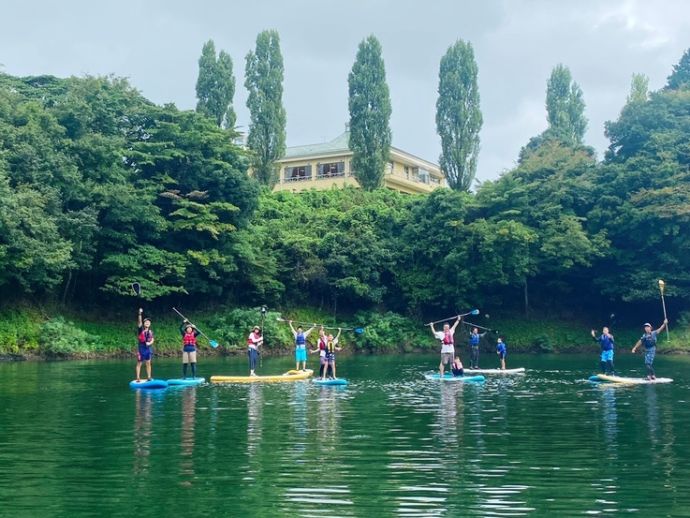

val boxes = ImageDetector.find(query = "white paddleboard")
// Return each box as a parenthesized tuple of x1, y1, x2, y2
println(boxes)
(465, 368, 526, 375)
(592, 374, 673, 385)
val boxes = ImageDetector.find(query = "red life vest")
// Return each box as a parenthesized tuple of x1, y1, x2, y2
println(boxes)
(183, 332, 197, 346)
(443, 331, 454, 345)
(138, 329, 153, 345)
(318, 337, 327, 350)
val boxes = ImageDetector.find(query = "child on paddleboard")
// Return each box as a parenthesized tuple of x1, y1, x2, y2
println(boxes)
(468, 327, 487, 369)
(632, 320, 668, 380)
(591, 327, 615, 375)
(180, 320, 201, 379)
(496, 337, 507, 370)
(289, 321, 316, 371)
(323, 329, 342, 380)
(430, 316, 462, 378)
(247, 326, 263, 376)
(136, 308, 155, 381)
(310, 327, 330, 378)
(451, 356, 464, 377)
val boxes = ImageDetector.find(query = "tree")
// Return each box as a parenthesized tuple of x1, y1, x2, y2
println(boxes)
(436, 40, 482, 192)
(195, 40, 237, 128)
(666, 48, 690, 90)
(348, 35, 392, 191)
(627, 73, 649, 104)
(545, 64, 587, 144)
(245, 30, 286, 187)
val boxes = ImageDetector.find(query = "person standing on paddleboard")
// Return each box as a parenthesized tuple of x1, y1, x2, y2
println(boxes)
(632, 320, 668, 380)
(591, 327, 615, 375)
(430, 316, 462, 378)
(247, 326, 263, 376)
(289, 321, 316, 371)
(310, 327, 330, 378)
(136, 308, 155, 382)
(324, 329, 342, 380)
(468, 327, 487, 369)
(180, 320, 201, 379)
(496, 337, 507, 370)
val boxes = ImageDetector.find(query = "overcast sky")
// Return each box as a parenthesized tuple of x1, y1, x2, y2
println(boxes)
(2, 0, 689, 183)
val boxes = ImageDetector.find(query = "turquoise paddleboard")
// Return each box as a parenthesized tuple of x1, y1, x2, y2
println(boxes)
(167, 377, 205, 386)
(424, 373, 485, 382)
(129, 379, 168, 389)
(314, 378, 349, 386)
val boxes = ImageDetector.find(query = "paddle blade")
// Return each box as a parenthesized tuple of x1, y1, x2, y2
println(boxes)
(354, 327, 365, 335)
(131, 282, 141, 296)
(209, 340, 219, 349)
(470, 309, 480, 315)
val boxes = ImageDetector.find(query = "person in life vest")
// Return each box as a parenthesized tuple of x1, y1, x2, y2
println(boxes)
(310, 327, 331, 378)
(632, 320, 668, 380)
(136, 308, 155, 382)
(468, 327, 487, 369)
(323, 328, 343, 380)
(247, 326, 263, 376)
(496, 337, 507, 370)
(430, 316, 462, 378)
(451, 356, 464, 377)
(180, 320, 201, 379)
(288, 321, 316, 371)
(591, 327, 615, 375)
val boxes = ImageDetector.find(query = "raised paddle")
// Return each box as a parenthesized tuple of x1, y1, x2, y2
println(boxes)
(463, 321, 498, 334)
(172, 307, 219, 348)
(425, 309, 480, 327)
(277, 317, 365, 334)
(658, 280, 670, 342)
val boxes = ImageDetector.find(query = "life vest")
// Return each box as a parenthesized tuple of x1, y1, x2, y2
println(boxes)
(183, 332, 197, 347)
(326, 340, 336, 354)
(295, 332, 306, 347)
(318, 337, 327, 350)
(640, 332, 657, 350)
(599, 334, 614, 351)
(469, 332, 480, 346)
(247, 332, 261, 347)
(138, 328, 153, 346)
(443, 331, 454, 345)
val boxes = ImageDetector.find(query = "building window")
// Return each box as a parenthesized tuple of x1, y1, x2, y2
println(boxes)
(317, 161, 345, 178)
(285, 165, 312, 182)
(404, 166, 410, 179)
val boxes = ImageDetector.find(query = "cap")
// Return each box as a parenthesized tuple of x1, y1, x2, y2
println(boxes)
(253, 326, 260, 331)
(643, 322, 652, 327)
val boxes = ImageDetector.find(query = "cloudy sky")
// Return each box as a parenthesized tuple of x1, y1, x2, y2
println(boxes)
(2, 0, 689, 183)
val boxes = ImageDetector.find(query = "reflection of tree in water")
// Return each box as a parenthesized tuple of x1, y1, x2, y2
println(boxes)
(179, 387, 197, 487)
(316, 386, 340, 455)
(600, 386, 618, 454)
(133, 390, 154, 476)
(247, 384, 263, 459)
(289, 382, 308, 457)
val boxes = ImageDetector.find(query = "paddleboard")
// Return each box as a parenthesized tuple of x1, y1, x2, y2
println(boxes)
(424, 373, 485, 382)
(129, 379, 168, 389)
(589, 374, 673, 384)
(210, 369, 313, 384)
(314, 378, 348, 386)
(465, 368, 525, 375)
(167, 377, 205, 386)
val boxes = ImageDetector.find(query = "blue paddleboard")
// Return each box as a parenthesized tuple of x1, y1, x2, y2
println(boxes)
(129, 379, 168, 389)
(424, 373, 485, 382)
(167, 377, 205, 386)
(314, 378, 349, 386)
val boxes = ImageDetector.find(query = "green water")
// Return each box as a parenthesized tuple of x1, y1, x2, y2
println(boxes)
(1, 353, 689, 516)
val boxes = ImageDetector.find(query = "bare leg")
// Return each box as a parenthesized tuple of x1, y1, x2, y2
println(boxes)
(331, 361, 336, 379)
(136, 361, 142, 382)
(439, 361, 445, 378)
(146, 360, 152, 380)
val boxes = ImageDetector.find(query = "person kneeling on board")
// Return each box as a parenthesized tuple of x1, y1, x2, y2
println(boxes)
(451, 356, 464, 377)
(180, 320, 200, 379)
(591, 327, 615, 375)
(496, 337, 507, 370)
(247, 326, 263, 376)
(136, 308, 155, 382)
(632, 320, 667, 380)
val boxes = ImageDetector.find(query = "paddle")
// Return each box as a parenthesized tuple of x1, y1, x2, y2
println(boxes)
(658, 279, 670, 342)
(425, 309, 480, 326)
(131, 282, 142, 297)
(172, 307, 219, 348)
(277, 317, 365, 335)
(463, 321, 498, 334)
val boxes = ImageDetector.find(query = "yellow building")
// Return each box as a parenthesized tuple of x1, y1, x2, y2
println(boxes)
(273, 131, 446, 194)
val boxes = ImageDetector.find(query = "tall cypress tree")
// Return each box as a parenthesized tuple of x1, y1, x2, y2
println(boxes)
(545, 64, 587, 145)
(195, 40, 236, 128)
(245, 30, 286, 187)
(666, 48, 690, 90)
(348, 35, 392, 191)
(627, 73, 649, 104)
(436, 39, 482, 192)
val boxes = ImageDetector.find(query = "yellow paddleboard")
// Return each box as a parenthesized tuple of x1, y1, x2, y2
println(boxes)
(210, 369, 313, 384)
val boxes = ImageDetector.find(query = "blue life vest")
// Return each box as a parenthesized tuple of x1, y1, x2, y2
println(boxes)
(640, 331, 657, 350)
(598, 334, 614, 352)
(497, 342, 506, 355)
(295, 332, 306, 348)
(469, 333, 480, 347)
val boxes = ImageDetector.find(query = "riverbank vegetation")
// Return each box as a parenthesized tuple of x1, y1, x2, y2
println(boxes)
(1, 47, 689, 358)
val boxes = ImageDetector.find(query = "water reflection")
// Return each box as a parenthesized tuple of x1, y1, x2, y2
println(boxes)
(179, 387, 197, 486)
(132, 389, 165, 476)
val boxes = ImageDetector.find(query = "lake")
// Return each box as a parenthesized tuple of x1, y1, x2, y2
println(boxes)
(1, 352, 689, 516)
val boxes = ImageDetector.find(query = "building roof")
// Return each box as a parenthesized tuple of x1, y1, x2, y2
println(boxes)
(284, 131, 350, 159)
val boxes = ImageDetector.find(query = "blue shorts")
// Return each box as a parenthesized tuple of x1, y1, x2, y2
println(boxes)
(137, 345, 152, 361)
(644, 347, 656, 366)
(600, 349, 613, 362)
(325, 353, 335, 363)
(295, 348, 307, 362)
(498, 351, 506, 360)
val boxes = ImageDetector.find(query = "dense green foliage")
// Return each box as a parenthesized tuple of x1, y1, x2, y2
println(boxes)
(436, 40, 482, 192)
(245, 30, 286, 187)
(1, 48, 690, 357)
(195, 40, 237, 128)
(348, 35, 392, 191)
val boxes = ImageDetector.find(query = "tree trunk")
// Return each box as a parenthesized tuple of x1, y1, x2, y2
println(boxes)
(523, 279, 530, 317)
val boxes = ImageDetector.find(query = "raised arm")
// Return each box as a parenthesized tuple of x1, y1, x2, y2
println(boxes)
(137, 308, 143, 328)
(655, 319, 668, 334)
(288, 320, 296, 335)
(304, 324, 316, 337)
(429, 323, 437, 334)
(591, 329, 597, 341)
(450, 316, 462, 333)
(632, 339, 642, 353)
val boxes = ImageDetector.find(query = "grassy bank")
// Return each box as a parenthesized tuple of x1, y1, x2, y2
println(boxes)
(0, 303, 686, 359)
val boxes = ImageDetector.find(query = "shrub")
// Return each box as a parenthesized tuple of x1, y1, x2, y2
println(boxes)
(39, 317, 100, 357)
